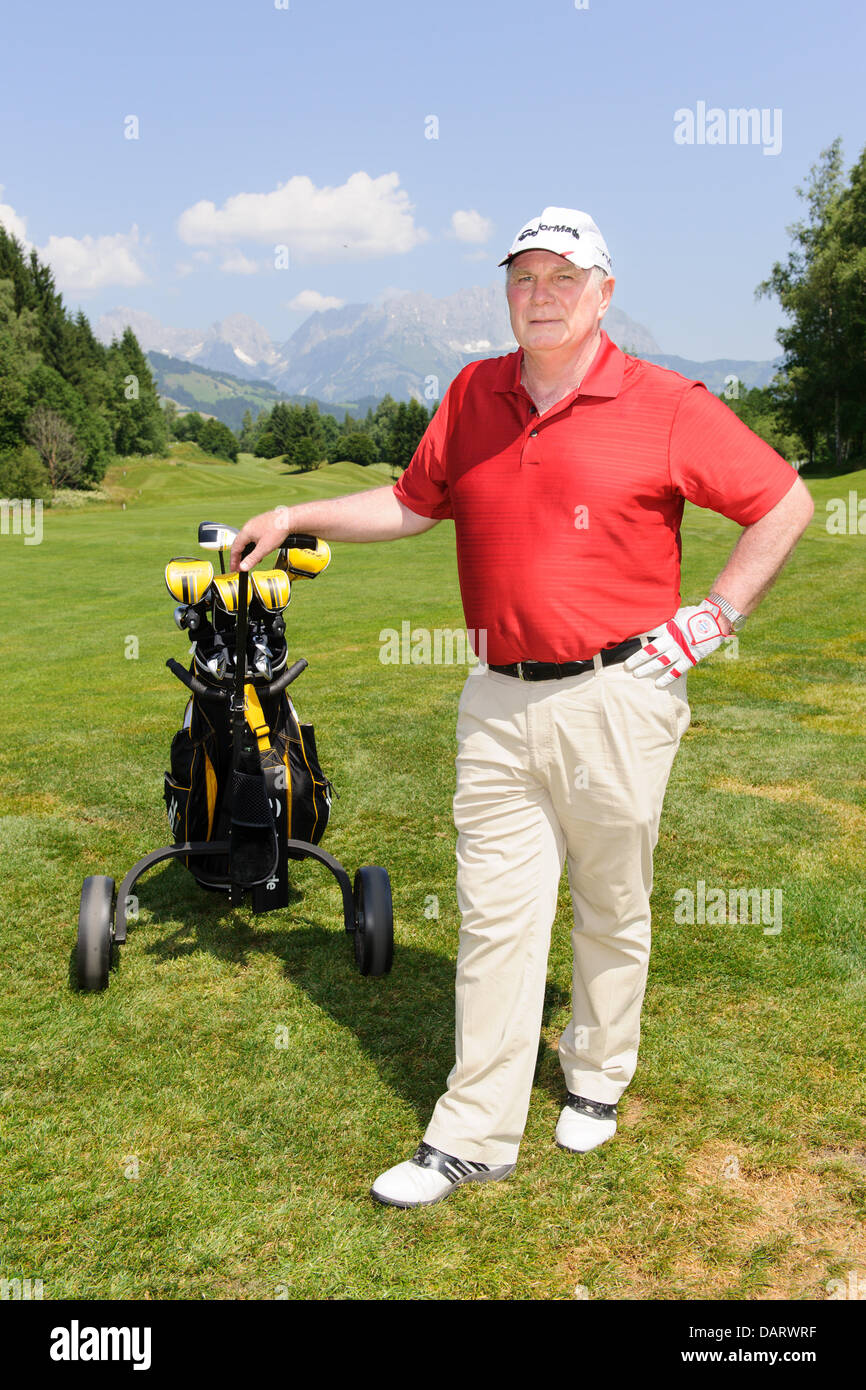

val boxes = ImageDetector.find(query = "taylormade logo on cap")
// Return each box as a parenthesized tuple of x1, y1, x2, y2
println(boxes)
(499, 206, 612, 273)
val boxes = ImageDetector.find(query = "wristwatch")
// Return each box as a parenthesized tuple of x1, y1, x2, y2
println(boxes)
(707, 591, 748, 631)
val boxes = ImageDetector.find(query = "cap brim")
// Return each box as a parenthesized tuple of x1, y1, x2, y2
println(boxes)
(499, 246, 595, 269)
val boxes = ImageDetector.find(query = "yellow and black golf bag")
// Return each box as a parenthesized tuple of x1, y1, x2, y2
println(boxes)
(74, 529, 393, 996)
(164, 676, 333, 907)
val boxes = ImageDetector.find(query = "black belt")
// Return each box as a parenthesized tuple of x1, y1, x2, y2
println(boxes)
(488, 637, 642, 681)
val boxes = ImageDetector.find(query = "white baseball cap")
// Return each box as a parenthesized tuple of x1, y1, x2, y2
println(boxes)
(498, 206, 612, 273)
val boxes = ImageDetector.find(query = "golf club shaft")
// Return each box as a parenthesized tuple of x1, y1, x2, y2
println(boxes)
(232, 545, 255, 763)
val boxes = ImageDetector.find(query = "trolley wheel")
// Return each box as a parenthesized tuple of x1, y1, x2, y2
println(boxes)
(76, 875, 116, 992)
(353, 866, 394, 977)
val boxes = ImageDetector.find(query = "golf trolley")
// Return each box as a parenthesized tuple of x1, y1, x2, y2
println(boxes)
(76, 522, 394, 991)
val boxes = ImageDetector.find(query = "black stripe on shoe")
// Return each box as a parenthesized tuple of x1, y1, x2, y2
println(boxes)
(565, 1092, 618, 1121)
(411, 1141, 491, 1179)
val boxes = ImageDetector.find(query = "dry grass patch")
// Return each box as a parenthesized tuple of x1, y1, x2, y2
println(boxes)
(713, 778, 865, 831)
(677, 1141, 865, 1301)
(712, 778, 865, 871)
(618, 1094, 649, 1130)
(558, 1139, 865, 1301)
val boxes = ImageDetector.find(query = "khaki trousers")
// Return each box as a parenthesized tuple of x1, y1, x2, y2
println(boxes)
(423, 651, 691, 1165)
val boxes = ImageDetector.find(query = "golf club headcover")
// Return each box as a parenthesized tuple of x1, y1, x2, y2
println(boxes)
(623, 600, 727, 688)
(278, 536, 331, 579)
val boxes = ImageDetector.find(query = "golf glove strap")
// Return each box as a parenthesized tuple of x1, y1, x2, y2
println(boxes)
(624, 600, 727, 688)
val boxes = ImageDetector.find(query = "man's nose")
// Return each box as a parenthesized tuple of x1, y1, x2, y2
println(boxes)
(529, 278, 554, 301)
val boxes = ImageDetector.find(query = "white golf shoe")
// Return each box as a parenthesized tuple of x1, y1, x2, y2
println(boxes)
(555, 1093, 618, 1153)
(371, 1142, 516, 1208)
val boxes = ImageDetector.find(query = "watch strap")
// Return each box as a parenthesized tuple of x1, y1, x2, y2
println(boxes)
(706, 591, 747, 631)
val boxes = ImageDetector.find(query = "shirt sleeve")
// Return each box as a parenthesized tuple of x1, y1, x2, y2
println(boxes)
(392, 384, 455, 520)
(669, 383, 798, 525)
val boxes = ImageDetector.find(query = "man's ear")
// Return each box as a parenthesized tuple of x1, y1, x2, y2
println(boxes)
(597, 275, 615, 324)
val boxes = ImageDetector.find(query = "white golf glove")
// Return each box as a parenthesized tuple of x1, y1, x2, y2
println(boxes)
(624, 600, 727, 688)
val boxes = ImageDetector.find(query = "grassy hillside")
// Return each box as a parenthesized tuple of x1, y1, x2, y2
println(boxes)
(149, 351, 379, 429)
(98, 447, 396, 508)
(0, 460, 863, 1300)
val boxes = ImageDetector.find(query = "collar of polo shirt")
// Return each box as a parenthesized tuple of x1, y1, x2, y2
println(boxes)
(493, 330, 625, 401)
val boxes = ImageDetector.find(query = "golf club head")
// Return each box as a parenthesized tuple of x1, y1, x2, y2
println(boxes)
(202, 649, 232, 680)
(198, 521, 239, 552)
(165, 558, 214, 605)
(252, 637, 273, 680)
(276, 535, 331, 579)
(250, 569, 291, 612)
(173, 603, 201, 632)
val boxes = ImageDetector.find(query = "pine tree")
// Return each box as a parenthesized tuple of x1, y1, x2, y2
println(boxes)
(319, 412, 340, 461)
(406, 398, 431, 459)
(27, 250, 68, 375)
(108, 328, 169, 457)
(65, 310, 112, 416)
(0, 278, 41, 454)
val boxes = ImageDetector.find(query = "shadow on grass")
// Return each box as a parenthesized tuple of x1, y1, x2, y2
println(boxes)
(66, 941, 123, 992)
(798, 459, 865, 479)
(121, 860, 572, 1130)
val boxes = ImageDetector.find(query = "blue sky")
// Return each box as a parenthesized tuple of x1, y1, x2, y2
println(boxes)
(1, 0, 863, 360)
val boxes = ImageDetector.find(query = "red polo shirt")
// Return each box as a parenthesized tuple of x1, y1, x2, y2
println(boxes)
(393, 331, 797, 664)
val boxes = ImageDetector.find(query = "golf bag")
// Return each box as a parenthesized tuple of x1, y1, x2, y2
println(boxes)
(73, 525, 393, 998)
(164, 671, 333, 903)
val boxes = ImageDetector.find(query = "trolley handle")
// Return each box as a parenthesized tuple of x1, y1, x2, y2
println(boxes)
(166, 656, 308, 701)
(266, 657, 308, 696)
(166, 659, 226, 700)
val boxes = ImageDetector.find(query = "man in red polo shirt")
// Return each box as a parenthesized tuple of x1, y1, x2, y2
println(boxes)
(231, 206, 814, 1209)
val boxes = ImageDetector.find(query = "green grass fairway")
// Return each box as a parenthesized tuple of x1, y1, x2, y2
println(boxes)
(1, 455, 864, 1300)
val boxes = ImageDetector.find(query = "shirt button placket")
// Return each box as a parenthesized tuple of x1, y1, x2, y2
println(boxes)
(522, 413, 542, 466)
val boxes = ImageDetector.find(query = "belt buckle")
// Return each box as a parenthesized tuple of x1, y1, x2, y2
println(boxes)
(516, 661, 525, 680)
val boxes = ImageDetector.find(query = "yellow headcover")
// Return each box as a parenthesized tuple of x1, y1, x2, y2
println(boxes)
(251, 569, 291, 611)
(165, 558, 214, 605)
(277, 537, 331, 579)
(212, 573, 240, 613)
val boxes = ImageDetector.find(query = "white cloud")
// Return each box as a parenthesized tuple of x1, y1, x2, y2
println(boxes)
(39, 226, 147, 291)
(287, 289, 346, 314)
(220, 251, 259, 275)
(0, 186, 29, 245)
(177, 171, 426, 261)
(0, 192, 148, 291)
(450, 209, 494, 244)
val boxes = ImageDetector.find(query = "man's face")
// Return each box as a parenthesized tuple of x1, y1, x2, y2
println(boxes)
(505, 249, 613, 355)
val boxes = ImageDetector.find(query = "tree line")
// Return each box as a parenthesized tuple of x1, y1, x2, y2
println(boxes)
(0, 226, 168, 500)
(161, 392, 436, 470)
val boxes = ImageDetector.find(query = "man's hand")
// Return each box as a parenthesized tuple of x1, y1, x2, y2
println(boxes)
(229, 509, 290, 573)
(624, 600, 728, 688)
